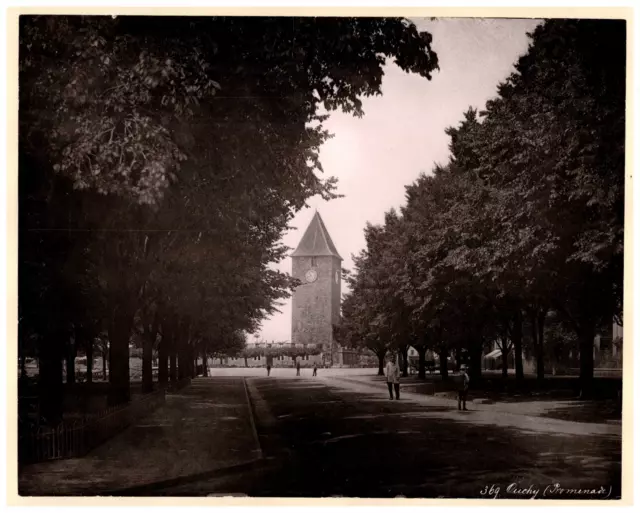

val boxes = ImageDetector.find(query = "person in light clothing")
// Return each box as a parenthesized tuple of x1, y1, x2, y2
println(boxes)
(385, 354, 400, 400)
(458, 364, 470, 410)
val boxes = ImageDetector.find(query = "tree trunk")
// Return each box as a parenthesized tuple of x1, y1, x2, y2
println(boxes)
(108, 312, 133, 406)
(142, 334, 154, 393)
(20, 354, 27, 379)
(513, 310, 524, 381)
(66, 338, 76, 385)
(537, 311, 546, 382)
(167, 320, 177, 383)
(142, 312, 158, 394)
(376, 349, 386, 376)
(102, 348, 108, 381)
(38, 335, 64, 426)
(177, 340, 186, 380)
(19, 331, 27, 379)
(469, 341, 482, 382)
(189, 343, 196, 378)
(578, 323, 596, 397)
(169, 349, 177, 382)
(175, 329, 183, 380)
(501, 345, 509, 379)
(176, 318, 191, 380)
(400, 345, 409, 377)
(158, 337, 168, 386)
(86, 333, 93, 384)
(531, 311, 545, 382)
(182, 342, 190, 379)
(438, 346, 448, 380)
(417, 346, 427, 379)
(203, 349, 209, 377)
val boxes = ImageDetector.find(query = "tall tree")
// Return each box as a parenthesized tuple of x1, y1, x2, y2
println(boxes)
(477, 20, 625, 390)
(20, 15, 440, 410)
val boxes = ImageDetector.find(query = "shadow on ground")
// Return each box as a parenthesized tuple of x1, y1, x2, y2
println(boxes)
(149, 377, 621, 499)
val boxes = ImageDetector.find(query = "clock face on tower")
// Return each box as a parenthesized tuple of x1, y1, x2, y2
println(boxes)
(305, 269, 318, 283)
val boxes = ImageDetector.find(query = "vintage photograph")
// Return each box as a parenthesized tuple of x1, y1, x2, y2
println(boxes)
(15, 13, 625, 499)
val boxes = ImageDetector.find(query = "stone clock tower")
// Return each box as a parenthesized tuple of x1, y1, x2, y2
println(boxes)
(291, 211, 342, 365)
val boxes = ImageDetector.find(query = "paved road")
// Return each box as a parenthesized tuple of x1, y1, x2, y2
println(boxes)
(150, 376, 622, 499)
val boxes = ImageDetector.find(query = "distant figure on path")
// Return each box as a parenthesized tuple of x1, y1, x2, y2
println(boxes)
(296, 360, 301, 376)
(385, 354, 400, 400)
(458, 364, 470, 411)
(266, 364, 271, 376)
(312, 363, 318, 376)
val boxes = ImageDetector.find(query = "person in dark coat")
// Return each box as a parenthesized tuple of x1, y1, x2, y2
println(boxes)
(296, 360, 301, 376)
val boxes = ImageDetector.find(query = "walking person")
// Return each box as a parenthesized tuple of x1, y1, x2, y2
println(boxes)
(458, 364, 470, 411)
(266, 363, 271, 377)
(312, 362, 318, 377)
(296, 359, 301, 376)
(385, 354, 400, 400)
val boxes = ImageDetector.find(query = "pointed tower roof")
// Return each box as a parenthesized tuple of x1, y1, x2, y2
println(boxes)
(291, 211, 342, 260)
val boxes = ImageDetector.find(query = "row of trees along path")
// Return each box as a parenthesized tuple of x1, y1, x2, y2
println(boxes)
(335, 20, 624, 397)
(18, 16, 439, 424)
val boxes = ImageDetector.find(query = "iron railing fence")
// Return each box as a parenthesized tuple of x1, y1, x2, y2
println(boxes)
(19, 388, 165, 464)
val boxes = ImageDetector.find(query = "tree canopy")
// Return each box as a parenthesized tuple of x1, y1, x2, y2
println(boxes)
(19, 15, 440, 416)
(339, 19, 625, 388)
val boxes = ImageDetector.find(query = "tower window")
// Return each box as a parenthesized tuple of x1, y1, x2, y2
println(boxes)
(311, 257, 317, 267)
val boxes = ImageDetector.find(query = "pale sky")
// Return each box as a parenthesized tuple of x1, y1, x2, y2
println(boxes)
(256, 18, 541, 343)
